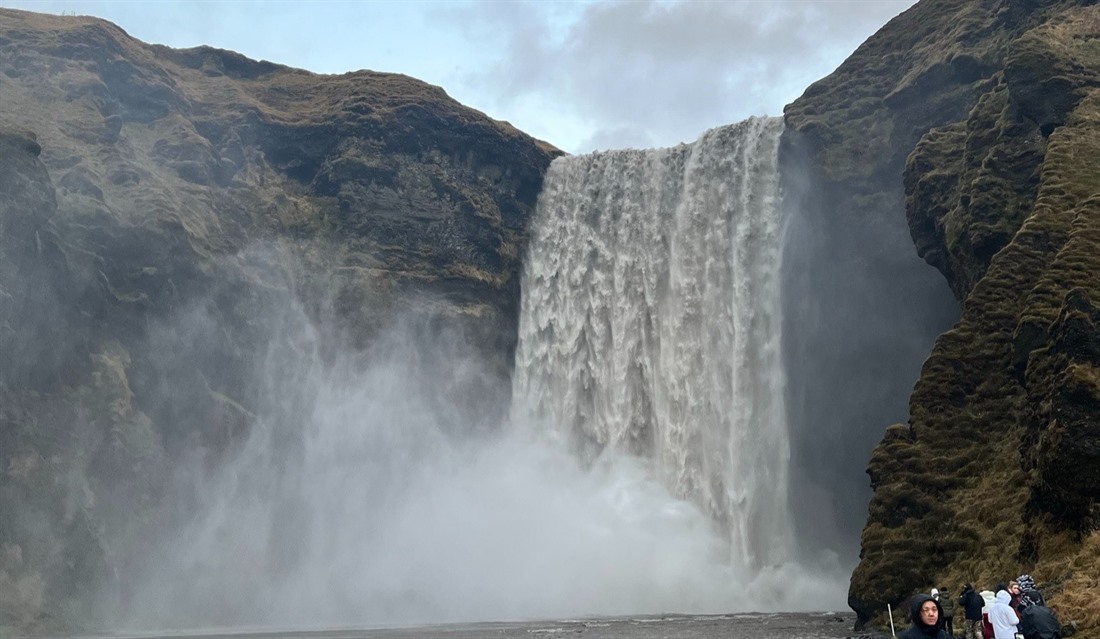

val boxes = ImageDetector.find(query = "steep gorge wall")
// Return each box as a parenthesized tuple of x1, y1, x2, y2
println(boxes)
(784, 0, 1100, 632)
(0, 9, 556, 632)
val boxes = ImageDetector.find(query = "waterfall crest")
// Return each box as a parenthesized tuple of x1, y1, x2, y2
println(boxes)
(512, 116, 791, 571)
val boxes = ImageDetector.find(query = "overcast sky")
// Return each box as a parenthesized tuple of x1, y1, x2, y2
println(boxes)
(3, 0, 917, 153)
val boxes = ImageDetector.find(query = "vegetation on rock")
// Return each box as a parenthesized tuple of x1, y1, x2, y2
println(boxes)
(787, 0, 1100, 633)
(0, 8, 557, 633)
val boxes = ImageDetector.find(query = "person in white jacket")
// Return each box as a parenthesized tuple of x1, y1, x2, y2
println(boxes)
(988, 589, 1021, 639)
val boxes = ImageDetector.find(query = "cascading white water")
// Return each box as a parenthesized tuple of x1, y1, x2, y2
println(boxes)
(512, 116, 791, 572)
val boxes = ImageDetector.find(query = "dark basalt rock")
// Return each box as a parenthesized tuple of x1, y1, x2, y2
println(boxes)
(785, 0, 1100, 633)
(0, 8, 558, 633)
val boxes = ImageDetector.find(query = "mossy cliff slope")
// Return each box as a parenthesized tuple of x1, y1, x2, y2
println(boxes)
(787, 0, 1100, 632)
(0, 8, 557, 632)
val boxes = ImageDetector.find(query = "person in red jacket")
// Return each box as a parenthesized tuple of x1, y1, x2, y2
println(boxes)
(1007, 581, 1024, 611)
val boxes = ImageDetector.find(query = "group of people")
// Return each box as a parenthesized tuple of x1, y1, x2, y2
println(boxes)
(898, 575, 1063, 639)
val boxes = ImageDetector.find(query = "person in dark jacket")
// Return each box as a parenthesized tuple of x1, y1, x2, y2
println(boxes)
(900, 593, 952, 639)
(1018, 589, 1061, 639)
(959, 583, 986, 639)
(938, 587, 956, 636)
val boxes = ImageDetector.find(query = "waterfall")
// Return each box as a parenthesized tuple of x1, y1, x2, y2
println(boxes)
(512, 116, 790, 571)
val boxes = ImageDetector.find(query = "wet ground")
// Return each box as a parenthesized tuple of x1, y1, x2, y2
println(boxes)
(61, 613, 888, 639)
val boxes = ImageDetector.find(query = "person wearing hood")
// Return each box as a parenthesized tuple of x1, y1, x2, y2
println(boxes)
(989, 589, 1021, 639)
(1017, 574, 1037, 594)
(900, 593, 952, 639)
(1018, 589, 1061, 639)
(959, 583, 986, 639)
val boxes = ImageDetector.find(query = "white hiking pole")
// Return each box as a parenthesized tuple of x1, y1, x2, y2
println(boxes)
(888, 603, 896, 638)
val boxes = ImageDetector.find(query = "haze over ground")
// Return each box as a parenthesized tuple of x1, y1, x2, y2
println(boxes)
(2, 0, 917, 152)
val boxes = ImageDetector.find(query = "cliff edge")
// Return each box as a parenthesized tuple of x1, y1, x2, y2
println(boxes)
(785, 0, 1100, 632)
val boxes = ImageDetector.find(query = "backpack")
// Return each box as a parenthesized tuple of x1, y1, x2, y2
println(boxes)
(939, 591, 955, 617)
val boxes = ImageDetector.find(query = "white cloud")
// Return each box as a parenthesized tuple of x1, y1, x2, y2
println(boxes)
(446, 0, 918, 151)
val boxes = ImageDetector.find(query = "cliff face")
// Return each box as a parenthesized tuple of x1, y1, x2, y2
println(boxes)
(0, 8, 557, 632)
(785, 0, 1100, 632)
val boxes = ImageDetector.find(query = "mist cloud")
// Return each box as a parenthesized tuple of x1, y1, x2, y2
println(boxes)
(111, 242, 850, 631)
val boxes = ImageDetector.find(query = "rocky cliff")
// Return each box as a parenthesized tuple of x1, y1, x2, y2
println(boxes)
(0, 8, 557, 632)
(784, 0, 1100, 632)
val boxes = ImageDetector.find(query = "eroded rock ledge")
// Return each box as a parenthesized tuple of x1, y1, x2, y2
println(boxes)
(785, 0, 1100, 632)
